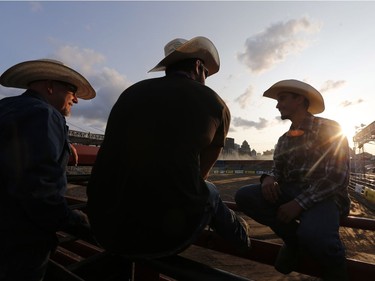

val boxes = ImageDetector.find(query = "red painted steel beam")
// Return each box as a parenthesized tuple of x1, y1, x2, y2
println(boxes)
(68, 144, 99, 166)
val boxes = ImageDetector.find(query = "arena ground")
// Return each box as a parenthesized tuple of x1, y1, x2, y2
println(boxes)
(66, 172, 375, 281)
(181, 173, 375, 281)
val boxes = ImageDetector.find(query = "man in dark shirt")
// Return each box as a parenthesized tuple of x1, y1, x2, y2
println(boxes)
(235, 79, 350, 280)
(87, 36, 250, 258)
(0, 59, 96, 281)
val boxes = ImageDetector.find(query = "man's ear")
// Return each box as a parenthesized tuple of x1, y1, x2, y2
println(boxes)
(195, 59, 201, 74)
(47, 80, 54, 94)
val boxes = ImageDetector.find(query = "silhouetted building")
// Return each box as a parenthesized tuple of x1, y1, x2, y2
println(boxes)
(238, 140, 251, 157)
(223, 137, 236, 155)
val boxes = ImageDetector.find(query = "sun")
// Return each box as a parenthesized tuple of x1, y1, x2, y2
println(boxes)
(331, 111, 358, 149)
(340, 122, 356, 142)
(328, 108, 365, 147)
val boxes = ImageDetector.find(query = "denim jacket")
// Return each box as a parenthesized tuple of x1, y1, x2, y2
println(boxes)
(0, 90, 78, 245)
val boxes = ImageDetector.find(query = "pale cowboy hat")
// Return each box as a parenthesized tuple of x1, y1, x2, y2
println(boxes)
(148, 36, 220, 76)
(263, 79, 325, 114)
(0, 59, 96, 100)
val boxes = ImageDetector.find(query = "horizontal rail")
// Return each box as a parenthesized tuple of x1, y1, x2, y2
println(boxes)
(135, 255, 252, 281)
(224, 201, 375, 230)
(194, 230, 375, 281)
(46, 197, 375, 281)
(67, 174, 91, 183)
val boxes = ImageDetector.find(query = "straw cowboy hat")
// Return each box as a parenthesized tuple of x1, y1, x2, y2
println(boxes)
(0, 59, 96, 100)
(148, 36, 220, 76)
(263, 79, 325, 114)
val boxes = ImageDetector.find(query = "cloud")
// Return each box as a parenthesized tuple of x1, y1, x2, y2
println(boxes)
(51, 46, 129, 129)
(234, 86, 253, 109)
(68, 65, 132, 130)
(340, 99, 363, 108)
(0, 87, 21, 100)
(237, 17, 321, 74)
(319, 80, 346, 93)
(53, 45, 106, 75)
(231, 116, 269, 130)
(53, 45, 131, 132)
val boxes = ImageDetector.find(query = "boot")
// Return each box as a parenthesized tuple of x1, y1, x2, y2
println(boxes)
(234, 216, 251, 253)
(274, 243, 299, 274)
(322, 261, 349, 281)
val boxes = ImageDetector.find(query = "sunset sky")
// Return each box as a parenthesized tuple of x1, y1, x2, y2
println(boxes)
(2, 1, 375, 155)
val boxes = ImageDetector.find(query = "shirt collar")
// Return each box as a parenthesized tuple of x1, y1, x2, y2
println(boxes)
(23, 89, 48, 103)
(287, 113, 315, 137)
(289, 113, 315, 131)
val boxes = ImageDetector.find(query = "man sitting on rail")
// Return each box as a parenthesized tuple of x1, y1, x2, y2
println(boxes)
(235, 80, 351, 280)
(86, 36, 251, 259)
(0, 59, 95, 281)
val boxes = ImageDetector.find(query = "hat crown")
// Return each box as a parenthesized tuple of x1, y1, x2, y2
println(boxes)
(38, 58, 65, 66)
(149, 36, 220, 76)
(164, 38, 187, 56)
(263, 79, 325, 114)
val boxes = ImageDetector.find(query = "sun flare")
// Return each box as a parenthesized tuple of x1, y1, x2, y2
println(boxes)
(332, 112, 359, 148)
(339, 122, 356, 142)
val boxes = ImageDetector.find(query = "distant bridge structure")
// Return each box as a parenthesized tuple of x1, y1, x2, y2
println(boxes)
(353, 121, 375, 152)
(68, 129, 104, 146)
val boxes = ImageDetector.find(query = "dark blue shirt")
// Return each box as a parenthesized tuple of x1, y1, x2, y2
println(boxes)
(0, 90, 74, 245)
(87, 75, 230, 257)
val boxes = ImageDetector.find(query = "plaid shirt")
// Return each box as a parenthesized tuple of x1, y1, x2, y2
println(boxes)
(271, 113, 351, 215)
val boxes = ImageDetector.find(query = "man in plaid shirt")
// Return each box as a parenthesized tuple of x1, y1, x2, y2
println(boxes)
(235, 79, 350, 281)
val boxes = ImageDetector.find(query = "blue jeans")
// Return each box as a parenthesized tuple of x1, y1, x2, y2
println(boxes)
(136, 180, 250, 258)
(235, 182, 346, 267)
(204, 181, 250, 251)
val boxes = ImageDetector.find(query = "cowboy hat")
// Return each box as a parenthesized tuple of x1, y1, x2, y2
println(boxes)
(148, 36, 220, 76)
(0, 59, 96, 100)
(263, 79, 325, 114)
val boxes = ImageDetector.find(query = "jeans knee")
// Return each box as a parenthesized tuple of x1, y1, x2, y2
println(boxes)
(297, 224, 321, 248)
(235, 184, 259, 209)
(234, 188, 245, 207)
(298, 230, 344, 263)
(298, 232, 319, 251)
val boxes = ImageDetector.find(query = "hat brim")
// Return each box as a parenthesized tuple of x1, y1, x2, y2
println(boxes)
(0, 59, 96, 100)
(263, 79, 325, 114)
(148, 36, 220, 76)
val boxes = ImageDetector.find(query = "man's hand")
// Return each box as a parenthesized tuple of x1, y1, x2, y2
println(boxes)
(277, 200, 304, 223)
(70, 143, 78, 166)
(261, 176, 281, 203)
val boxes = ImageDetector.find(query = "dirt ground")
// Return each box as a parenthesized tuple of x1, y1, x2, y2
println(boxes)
(180, 173, 375, 281)
(66, 173, 375, 281)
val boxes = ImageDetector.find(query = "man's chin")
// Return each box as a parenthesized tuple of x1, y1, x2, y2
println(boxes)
(280, 114, 289, 120)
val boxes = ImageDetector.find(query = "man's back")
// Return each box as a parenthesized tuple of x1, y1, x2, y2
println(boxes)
(87, 74, 230, 257)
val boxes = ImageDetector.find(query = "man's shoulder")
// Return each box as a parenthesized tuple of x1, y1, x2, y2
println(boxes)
(0, 92, 53, 116)
(313, 116, 341, 128)
(313, 116, 344, 140)
(127, 77, 162, 88)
